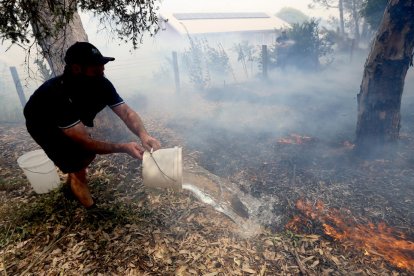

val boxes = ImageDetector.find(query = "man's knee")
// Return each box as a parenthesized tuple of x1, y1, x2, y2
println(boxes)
(69, 168, 88, 186)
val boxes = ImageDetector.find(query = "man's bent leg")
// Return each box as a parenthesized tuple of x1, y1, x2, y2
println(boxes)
(68, 169, 94, 208)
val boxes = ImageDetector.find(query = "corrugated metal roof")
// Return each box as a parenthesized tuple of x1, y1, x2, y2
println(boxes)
(173, 12, 270, 20)
(160, 12, 290, 35)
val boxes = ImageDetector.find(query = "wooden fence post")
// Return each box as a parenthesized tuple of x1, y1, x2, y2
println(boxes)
(262, 45, 268, 80)
(172, 51, 180, 93)
(350, 39, 355, 62)
(9, 66, 27, 107)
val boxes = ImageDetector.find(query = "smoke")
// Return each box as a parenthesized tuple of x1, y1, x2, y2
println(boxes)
(122, 51, 366, 145)
(114, 44, 413, 222)
(111, 41, 414, 160)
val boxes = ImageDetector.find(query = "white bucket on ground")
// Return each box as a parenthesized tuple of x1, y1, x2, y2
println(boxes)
(17, 149, 60, 194)
(142, 147, 182, 191)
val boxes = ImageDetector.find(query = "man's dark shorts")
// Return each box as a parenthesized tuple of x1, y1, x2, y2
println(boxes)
(26, 123, 95, 173)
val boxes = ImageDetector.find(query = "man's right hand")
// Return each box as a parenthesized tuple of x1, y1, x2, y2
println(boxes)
(63, 123, 145, 158)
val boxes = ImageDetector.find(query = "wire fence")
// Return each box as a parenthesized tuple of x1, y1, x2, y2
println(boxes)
(104, 46, 267, 96)
(0, 42, 270, 122)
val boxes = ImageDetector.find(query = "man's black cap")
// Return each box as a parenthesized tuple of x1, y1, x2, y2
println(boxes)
(64, 42, 115, 65)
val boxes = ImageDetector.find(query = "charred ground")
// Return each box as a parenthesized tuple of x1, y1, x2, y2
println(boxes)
(1, 73, 414, 274)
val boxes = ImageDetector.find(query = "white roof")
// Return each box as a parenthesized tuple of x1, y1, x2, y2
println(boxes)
(160, 12, 290, 35)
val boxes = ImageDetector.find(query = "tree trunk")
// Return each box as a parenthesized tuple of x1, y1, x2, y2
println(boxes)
(351, 0, 360, 44)
(31, 0, 128, 141)
(356, 0, 414, 156)
(360, 19, 370, 44)
(339, 0, 345, 35)
(31, 0, 88, 76)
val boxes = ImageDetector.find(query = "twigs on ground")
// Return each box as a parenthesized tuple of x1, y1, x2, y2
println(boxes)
(20, 222, 74, 275)
(293, 248, 308, 276)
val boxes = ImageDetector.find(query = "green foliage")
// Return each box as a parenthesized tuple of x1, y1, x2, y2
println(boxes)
(233, 41, 257, 63)
(0, 176, 148, 248)
(311, 0, 365, 41)
(182, 36, 232, 89)
(34, 58, 52, 81)
(0, 177, 25, 192)
(284, 230, 301, 247)
(0, 0, 33, 44)
(360, 0, 388, 30)
(276, 7, 309, 25)
(309, 0, 339, 9)
(289, 19, 334, 69)
(231, 41, 259, 78)
(204, 43, 231, 76)
(182, 36, 209, 90)
(0, 186, 73, 248)
(0, 0, 161, 49)
(79, 0, 161, 48)
(270, 19, 334, 71)
(0, 0, 77, 44)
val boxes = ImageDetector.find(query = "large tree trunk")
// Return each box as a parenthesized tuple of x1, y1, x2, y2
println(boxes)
(356, 0, 414, 156)
(31, 0, 88, 76)
(31, 0, 128, 141)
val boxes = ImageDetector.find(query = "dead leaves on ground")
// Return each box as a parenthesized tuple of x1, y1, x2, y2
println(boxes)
(0, 123, 410, 275)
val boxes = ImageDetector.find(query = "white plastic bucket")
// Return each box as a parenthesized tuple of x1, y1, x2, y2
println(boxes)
(17, 149, 60, 194)
(142, 147, 182, 191)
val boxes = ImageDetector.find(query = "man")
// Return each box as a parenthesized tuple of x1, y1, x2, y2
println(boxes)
(24, 41, 161, 209)
(276, 30, 289, 45)
(276, 31, 291, 69)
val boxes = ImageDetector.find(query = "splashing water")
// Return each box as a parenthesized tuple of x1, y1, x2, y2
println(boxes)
(181, 168, 282, 238)
(183, 183, 238, 221)
(182, 183, 262, 237)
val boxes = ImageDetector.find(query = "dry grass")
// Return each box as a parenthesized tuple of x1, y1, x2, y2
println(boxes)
(0, 120, 412, 275)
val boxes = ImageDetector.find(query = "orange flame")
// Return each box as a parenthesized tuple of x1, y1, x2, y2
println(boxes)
(285, 215, 303, 231)
(277, 134, 313, 145)
(287, 199, 414, 272)
(343, 140, 355, 149)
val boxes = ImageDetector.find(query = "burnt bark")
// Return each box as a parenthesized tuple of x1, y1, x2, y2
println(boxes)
(31, 0, 88, 76)
(31, 1, 127, 140)
(356, 0, 414, 156)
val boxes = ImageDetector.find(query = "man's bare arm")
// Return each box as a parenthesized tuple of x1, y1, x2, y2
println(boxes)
(62, 122, 144, 159)
(112, 103, 161, 151)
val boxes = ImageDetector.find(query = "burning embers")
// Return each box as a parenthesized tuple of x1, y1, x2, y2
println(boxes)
(286, 199, 414, 272)
(277, 134, 313, 145)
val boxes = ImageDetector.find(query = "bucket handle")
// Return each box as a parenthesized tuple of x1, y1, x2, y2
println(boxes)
(149, 152, 177, 183)
(22, 167, 57, 175)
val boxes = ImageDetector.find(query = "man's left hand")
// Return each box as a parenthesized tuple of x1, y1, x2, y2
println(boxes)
(141, 134, 161, 152)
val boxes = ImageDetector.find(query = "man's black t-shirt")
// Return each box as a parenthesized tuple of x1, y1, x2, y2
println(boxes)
(24, 74, 124, 129)
(23, 74, 124, 172)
